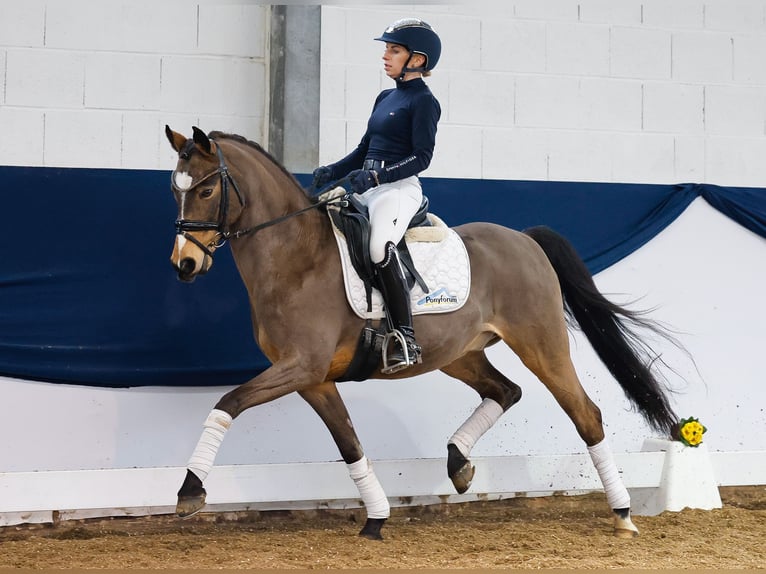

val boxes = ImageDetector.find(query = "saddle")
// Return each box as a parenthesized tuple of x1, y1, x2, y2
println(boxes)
(327, 193, 432, 382)
(328, 194, 431, 307)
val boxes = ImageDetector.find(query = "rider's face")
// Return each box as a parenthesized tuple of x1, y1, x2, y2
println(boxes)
(382, 42, 411, 79)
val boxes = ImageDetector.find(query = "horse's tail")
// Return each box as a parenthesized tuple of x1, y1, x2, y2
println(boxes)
(524, 225, 678, 434)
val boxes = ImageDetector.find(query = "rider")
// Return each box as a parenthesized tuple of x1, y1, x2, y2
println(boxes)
(311, 18, 442, 373)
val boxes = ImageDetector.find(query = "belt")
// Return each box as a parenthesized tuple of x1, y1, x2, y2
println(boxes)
(362, 159, 386, 171)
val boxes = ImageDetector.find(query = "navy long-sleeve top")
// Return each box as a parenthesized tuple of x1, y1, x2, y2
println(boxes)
(329, 78, 441, 184)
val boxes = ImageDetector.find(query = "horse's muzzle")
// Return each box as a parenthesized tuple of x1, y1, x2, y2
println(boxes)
(177, 257, 200, 283)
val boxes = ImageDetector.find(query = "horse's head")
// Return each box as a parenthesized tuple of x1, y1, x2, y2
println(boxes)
(165, 126, 245, 282)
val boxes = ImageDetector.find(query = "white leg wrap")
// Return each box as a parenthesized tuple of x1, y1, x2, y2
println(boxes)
(347, 456, 390, 519)
(588, 438, 631, 510)
(187, 409, 233, 482)
(448, 398, 504, 457)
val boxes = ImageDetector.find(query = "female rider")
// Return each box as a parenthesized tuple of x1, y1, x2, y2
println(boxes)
(312, 18, 442, 373)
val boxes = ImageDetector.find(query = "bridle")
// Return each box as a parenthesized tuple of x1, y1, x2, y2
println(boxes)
(171, 140, 344, 259)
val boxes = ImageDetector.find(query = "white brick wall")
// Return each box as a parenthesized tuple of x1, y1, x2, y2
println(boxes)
(0, 0, 269, 169)
(319, 2, 766, 186)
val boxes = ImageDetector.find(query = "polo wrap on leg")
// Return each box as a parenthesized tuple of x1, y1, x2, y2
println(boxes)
(448, 398, 504, 457)
(187, 409, 233, 482)
(588, 438, 631, 510)
(347, 456, 390, 519)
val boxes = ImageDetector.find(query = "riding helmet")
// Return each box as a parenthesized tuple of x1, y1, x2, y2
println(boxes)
(375, 18, 442, 72)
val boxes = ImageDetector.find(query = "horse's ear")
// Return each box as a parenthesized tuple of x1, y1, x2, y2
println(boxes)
(192, 126, 216, 156)
(165, 125, 188, 154)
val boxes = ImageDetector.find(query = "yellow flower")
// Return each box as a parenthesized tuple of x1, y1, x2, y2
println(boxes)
(676, 417, 707, 447)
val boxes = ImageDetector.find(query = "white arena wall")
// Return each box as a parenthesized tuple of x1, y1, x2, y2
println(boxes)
(1, 1, 765, 525)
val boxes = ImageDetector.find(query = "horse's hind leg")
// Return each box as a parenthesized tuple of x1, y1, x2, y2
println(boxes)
(512, 327, 639, 537)
(440, 351, 522, 494)
(299, 382, 390, 541)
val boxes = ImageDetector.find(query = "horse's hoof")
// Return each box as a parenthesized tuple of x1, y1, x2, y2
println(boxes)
(450, 461, 475, 494)
(447, 443, 475, 494)
(358, 517, 386, 540)
(612, 508, 639, 537)
(176, 493, 206, 518)
(614, 527, 639, 539)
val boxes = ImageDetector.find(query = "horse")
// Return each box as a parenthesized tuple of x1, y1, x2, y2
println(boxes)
(164, 126, 680, 540)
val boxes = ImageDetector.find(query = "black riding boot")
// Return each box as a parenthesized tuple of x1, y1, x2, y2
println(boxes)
(375, 242, 422, 373)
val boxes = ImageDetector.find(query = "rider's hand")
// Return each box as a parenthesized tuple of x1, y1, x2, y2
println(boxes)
(348, 169, 378, 194)
(311, 166, 333, 191)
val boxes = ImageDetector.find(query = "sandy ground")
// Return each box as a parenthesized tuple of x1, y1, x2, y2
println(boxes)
(0, 486, 764, 569)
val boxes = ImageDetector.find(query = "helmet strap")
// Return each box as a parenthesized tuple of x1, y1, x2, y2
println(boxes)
(398, 53, 426, 80)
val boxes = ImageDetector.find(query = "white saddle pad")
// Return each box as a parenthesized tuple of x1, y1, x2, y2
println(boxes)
(328, 210, 471, 320)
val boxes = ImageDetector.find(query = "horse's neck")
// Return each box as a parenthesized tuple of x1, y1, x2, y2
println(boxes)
(229, 150, 330, 278)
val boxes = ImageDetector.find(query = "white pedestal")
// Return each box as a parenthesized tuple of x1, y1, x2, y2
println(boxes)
(630, 438, 722, 516)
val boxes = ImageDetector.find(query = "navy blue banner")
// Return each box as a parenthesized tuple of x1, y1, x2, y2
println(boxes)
(1, 166, 764, 387)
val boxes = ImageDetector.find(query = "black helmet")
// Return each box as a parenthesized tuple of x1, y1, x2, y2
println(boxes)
(375, 18, 441, 72)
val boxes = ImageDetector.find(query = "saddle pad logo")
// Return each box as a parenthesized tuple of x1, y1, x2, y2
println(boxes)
(417, 287, 459, 308)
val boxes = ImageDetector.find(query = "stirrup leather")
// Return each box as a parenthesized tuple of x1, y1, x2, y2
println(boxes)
(381, 329, 422, 374)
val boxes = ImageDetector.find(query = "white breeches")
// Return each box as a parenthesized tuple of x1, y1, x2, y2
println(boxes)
(358, 176, 423, 264)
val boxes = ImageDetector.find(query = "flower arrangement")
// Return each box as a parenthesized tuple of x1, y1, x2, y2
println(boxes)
(672, 417, 707, 447)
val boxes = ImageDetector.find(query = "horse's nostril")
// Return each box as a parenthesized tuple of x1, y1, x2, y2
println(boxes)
(179, 258, 196, 275)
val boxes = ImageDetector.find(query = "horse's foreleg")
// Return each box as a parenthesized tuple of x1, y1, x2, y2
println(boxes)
(176, 360, 321, 518)
(299, 383, 390, 540)
(440, 351, 521, 494)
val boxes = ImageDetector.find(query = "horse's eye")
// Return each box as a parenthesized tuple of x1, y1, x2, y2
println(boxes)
(200, 188, 214, 199)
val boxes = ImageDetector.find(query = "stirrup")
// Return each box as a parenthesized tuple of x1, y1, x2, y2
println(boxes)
(381, 329, 421, 374)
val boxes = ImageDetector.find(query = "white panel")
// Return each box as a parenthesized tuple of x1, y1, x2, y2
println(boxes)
(481, 18, 546, 73)
(512, 0, 579, 21)
(705, 85, 766, 137)
(672, 31, 733, 83)
(426, 125, 482, 178)
(674, 135, 706, 181)
(0, 0, 45, 47)
(44, 1, 198, 53)
(319, 63, 347, 119)
(198, 4, 267, 58)
(611, 132, 676, 184)
(343, 64, 384, 120)
(547, 130, 613, 182)
(318, 118, 350, 166)
(44, 110, 122, 168)
(733, 34, 766, 84)
(643, 83, 704, 134)
(160, 56, 266, 117)
(5, 49, 85, 109)
(515, 76, 581, 129)
(0, 107, 45, 166)
(482, 128, 549, 181)
(545, 22, 610, 76)
(343, 9, 396, 66)
(706, 136, 766, 186)
(642, 0, 705, 29)
(704, 0, 766, 32)
(3, 450, 764, 526)
(577, 0, 642, 25)
(448, 71, 514, 127)
(122, 112, 162, 169)
(85, 53, 161, 111)
(610, 27, 671, 79)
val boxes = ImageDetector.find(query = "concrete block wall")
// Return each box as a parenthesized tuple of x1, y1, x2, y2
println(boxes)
(0, 0, 269, 170)
(319, 1, 766, 186)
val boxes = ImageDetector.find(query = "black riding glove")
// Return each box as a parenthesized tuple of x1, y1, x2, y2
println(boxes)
(311, 166, 333, 192)
(348, 169, 379, 194)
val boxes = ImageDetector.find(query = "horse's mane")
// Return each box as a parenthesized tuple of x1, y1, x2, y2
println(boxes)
(208, 131, 309, 198)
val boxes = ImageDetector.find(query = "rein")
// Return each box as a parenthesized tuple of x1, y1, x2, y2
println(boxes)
(172, 141, 347, 255)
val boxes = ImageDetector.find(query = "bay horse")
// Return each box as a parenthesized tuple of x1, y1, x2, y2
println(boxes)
(164, 126, 679, 540)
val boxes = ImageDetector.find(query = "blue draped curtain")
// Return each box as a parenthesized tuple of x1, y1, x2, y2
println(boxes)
(1, 166, 764, 387)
